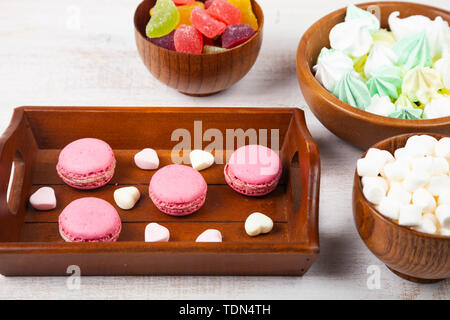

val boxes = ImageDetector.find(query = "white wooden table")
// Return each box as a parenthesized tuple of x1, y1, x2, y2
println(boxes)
(0, 0, 448, 300)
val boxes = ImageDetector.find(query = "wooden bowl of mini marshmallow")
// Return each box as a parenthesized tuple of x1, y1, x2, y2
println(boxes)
(353, 133, 450, 283)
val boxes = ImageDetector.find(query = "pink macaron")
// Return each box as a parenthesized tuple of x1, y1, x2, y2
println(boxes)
(224, 145, 282, 196)
(149, 164, 207, 216)
(58, 197, 122, 242)
(57, 138, 116, 189)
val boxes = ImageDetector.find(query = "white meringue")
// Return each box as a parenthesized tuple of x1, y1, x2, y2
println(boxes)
(426, 16, 450, 59)
(365, 94, 396, 117)
(388, 11, 431, 40)
(423, 95, 450, 119)
(313, 48, 354, 92)
(364, 43, 398, 78)
(329, 19, 373, 57)
(434, 57, 450, 89)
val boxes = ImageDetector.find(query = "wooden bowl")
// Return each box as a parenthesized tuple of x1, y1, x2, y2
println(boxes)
(353, 133, 450, 283)
(134, 0, 264, 96)
(297, 2, 450, 150)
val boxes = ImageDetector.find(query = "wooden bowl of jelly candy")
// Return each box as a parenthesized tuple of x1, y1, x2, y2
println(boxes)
(134, 0, 264, 96)
(296, 2, 450, 150)
(353, 132, 450, 283)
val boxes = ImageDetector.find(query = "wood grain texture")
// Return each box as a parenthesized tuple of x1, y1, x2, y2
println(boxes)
(134, 0, 264, 96)
(0, 0, 448, 300)
(353, 133, 450, 283)
(297, 2, 450, 150)
(0, 106, 320, 276)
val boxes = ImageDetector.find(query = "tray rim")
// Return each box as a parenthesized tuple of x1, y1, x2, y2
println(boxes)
(0, 106, 320, 257)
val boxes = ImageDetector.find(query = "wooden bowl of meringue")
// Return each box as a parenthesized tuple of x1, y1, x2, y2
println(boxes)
(296, 2, 450, 150)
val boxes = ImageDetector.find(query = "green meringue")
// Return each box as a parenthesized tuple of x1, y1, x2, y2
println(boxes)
(318, 47, 336, 59)
(389, 106, 423, 119)
(332, 71, 371, 110)
(372, 29, 396, 47)
(345, 4, 380, 34)
(402, 67, 443, 103)
(367, 66, 403, 99)
(393, 31, 432, 71)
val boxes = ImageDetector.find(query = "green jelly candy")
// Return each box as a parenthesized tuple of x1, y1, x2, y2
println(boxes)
(146, 0, 180, 38)
(203, 45, 227, 54)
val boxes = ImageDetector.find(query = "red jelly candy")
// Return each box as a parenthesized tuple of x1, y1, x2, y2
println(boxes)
(221, 24, 255, 49)
(149, 30, 176, 51)
(204, 0, 214, 9)
(174, 25, 203, 54)
(172, 0, 195, 5)
(190, 7, 226, 38)
(206, 0, 241, 25)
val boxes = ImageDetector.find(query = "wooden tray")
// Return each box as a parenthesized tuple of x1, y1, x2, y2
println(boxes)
(0, 106, 320, 276)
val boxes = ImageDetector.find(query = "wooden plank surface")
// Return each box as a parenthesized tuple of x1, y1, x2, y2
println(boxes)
(0, 0, 448, 300)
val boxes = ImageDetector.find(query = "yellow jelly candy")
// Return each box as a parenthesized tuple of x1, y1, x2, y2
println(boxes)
(177, 2, 205, 27)
(227, 0, 258, 31)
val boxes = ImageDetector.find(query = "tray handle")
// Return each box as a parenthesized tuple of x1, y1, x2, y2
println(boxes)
(287, 108, 320, 249)
(0, 107, 34, 241)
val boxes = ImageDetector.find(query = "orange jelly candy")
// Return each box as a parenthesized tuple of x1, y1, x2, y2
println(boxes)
(177, 1, 205, 27)
(227, 0, 258, 31)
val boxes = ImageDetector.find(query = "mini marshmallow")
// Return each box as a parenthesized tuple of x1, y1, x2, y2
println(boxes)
(189, 150, 214, 171)
(363, 183, 386, 205)
(361, 176, 388, 192)
(196, 229, 223, 242)
(436, 205, 450, 229)
(382, 159, 410, 181)
(411, 156, 433, 175)
(113, 186, 140, 210)
(405, 135, 437, 157)
(357, 157, 381, 177)
(412, 188, 436, 213)
(145, 223, 170, 242)
(29, 186, 56, 211)
(366, 148, 395, 167)
(398, 204, 422, 227)
(434, 137, 450, 159)
(394, 147, 412, 161)
(426, 175, 450, 196)
(245, 212, 274, 236)
(377, 197, 401, 220)
(438, 189, 450, 206)
(402, 170, 430, 192)
(387, 182, 411, 205)
(431, 157, 449, 176)
(134, 148, 159, 170)
(414, 213, 438, 234)
(440, 228, 450, 236)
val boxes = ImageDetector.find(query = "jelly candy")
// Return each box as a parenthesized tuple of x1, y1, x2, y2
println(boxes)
(206, 0, 241, 25)
(146, 0, 180, 38)
(221, 24, 255, 49)
(190, 7, 226, 38)
(204, 0, 215, 9)
(174, 25, 204, 54)
(173, 0, 195, 5)
(227, 0, 258, 31)
(149, 30, 176, 51)
(177, 2, 205, 27)
(203, 45, 227, 54)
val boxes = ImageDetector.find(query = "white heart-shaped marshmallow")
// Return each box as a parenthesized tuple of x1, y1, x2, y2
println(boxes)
(29, 187, 56, 211)
(114, 186, 140, 210)
(190, 150, 214, 171)
(245, 212, 273, 236)
(196, 229, 222, 242)
(134, 148, 159, 170)
(145, 223, 170, 242)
